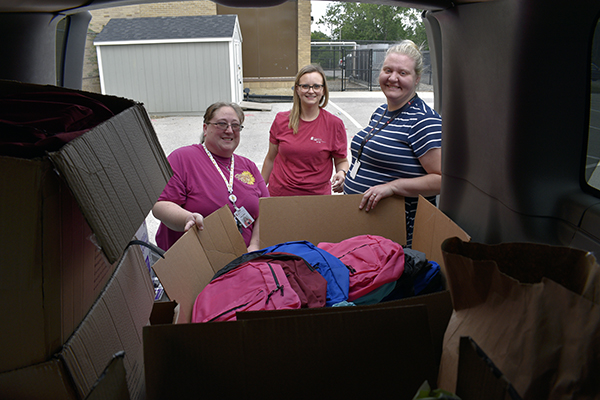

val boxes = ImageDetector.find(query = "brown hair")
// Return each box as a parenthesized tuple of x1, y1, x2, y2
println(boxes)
(201, 102, 244, 143)
(204, 101, 245, 124)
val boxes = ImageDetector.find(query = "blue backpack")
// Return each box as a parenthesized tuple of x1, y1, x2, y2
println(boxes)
(251, 241, 350, 306)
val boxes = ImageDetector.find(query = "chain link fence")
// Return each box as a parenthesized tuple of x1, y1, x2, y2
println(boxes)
(311, 45, 431, 92)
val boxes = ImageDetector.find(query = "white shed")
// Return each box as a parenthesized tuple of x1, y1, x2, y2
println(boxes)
(94, 15, 243, 114)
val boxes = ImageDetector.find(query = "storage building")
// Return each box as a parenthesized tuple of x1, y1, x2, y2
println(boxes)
(94, 15, 243, 114)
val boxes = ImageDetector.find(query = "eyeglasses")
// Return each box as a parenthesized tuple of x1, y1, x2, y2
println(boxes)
(297, 84, 324, 92)
(207, 122, 244, 132)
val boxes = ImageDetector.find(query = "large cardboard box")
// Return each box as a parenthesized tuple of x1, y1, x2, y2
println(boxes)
(146, 194, 470, 399)
(0, 244, 155, 400)
(0, 80, 172, 373)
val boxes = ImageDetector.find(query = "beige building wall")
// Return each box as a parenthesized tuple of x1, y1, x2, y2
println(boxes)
(82, 0, 310, 96)
(241, 0, 311, 96)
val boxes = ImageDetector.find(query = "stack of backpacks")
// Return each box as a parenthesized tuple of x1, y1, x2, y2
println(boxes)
(192, 234, 443, 323)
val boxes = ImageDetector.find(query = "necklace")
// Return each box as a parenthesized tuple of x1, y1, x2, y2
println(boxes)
(202, 144, 237, 204)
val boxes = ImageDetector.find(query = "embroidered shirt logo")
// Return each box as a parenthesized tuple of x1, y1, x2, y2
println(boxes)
(236, 171, 255, 185)
(311, 136, 326, 144)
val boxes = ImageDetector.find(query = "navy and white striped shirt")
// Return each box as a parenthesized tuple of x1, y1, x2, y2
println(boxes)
(343, 96, 442, 247)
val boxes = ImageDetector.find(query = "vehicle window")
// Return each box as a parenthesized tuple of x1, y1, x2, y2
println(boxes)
(588, 18, 600, 190)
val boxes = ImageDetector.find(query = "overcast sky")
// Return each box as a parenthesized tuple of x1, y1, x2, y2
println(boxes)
(311, 1, 332, 35)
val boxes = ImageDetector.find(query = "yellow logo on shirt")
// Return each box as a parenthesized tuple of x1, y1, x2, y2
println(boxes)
(236, 171, 255, 185)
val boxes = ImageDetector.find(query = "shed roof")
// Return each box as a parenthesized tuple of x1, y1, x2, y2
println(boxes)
(94, 15, 238, 44)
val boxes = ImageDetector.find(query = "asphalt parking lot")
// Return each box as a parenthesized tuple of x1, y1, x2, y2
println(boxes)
(143, 90, 435, 244)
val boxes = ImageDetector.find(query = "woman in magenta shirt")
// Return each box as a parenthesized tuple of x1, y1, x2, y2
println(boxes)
(261, 64, 349, 196)
(153, 102, 269, 251)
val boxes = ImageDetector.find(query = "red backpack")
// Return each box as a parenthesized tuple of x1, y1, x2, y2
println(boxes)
(192, 252, 327, 323)
(317, 235, 405, 301)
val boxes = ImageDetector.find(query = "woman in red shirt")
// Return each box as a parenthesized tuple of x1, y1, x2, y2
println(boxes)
(153, 102, 269, 251)
(261, 64, 349, 196)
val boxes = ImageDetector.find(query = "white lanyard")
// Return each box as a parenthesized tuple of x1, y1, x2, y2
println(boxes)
(202, 144, 237, 205)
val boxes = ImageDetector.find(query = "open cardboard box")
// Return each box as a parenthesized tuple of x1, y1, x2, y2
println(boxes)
(0, 80, 171, 395)
(146, 194, 470, 399)
(0, 244, 155, 400)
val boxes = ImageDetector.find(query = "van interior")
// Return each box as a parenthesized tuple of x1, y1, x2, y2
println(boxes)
(3, 0, 599, 255)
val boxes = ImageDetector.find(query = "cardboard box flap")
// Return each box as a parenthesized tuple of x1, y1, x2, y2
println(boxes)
(59, 245, 154, 399)
(48, 105, 172, 263)
(0, 359, 76, 399)
(259, 194, 406, 247)
(144, 303, 437, 400)
(85, 352, 130, 400)
(152, 206, 246, 324)
(412, 195, 471, 271)
(237, 290, 453, 382)
(198, 205, 247, 268)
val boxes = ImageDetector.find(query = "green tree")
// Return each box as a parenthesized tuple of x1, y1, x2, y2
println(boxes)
(317, 3, 428, 48)
(311, 30, 330, 41)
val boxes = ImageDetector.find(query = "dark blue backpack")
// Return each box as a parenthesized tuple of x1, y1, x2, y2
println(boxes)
(251, 241, 350, 306)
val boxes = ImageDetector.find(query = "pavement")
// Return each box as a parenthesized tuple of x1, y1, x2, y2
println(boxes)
(143, 90, 435, 244)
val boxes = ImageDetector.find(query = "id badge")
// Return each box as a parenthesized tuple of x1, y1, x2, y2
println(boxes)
(234, 206, 254, 229)
(350, 160, 361, 179)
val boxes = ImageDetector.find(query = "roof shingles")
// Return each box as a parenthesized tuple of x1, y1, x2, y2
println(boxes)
(94, 14, 237, 42)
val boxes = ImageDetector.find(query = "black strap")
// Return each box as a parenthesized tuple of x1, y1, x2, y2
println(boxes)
(127, 239, 166, 259)
(357, 95, 417, 161)
(211, 251, 310, 281)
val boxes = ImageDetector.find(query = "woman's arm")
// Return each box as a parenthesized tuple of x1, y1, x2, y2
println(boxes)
(152, 200, 205, 232)
(261, 142, 279, 185)
(247, 217, 261, 252)
(331, 157, 350, 193)
(360, 148, 442, 211)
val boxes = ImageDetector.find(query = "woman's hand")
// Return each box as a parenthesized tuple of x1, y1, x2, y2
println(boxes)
(153, 201, 205, 232)
(331, 170, 346, 192)
(332, 157, 349, 193)
(359, 183, 394, 211)
(184, 212, 204, 232)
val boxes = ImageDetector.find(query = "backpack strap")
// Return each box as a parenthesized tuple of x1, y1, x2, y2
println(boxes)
(126, 239, 166, 259)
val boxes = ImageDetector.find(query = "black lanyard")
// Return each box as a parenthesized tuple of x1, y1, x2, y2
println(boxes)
(356, 95, 417, 161)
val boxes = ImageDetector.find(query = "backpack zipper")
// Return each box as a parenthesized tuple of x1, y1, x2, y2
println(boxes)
(337, 244, 368, 274)
(266, 262, 284, 304)
(208, 298, 255, 322)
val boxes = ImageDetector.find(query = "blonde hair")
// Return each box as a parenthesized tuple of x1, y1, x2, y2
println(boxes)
(385, 40, 424, 77)
(289, 64, 329, 134)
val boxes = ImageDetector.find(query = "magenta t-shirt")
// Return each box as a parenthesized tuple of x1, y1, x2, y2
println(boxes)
(268, 109, 347, 196)
(155, 144, 269, 251)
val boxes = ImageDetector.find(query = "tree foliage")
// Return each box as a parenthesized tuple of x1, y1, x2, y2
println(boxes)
(316, 2, 428, 48)
(311, 30, 331, 41)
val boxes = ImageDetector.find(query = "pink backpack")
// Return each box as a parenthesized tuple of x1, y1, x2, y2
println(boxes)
(318, 235, 405, 301)
(192, 253, 326, 323)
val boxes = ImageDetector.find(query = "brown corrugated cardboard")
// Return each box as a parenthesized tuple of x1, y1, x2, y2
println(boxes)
(0, 359, 76, 400)
(146, 194, 470, 398)
(0, 80, 171, 373)
(85, 352, 131, 400)
(236, 290, 454, 385)
(0, 244, 154, 400)
(1, 156, 112, 372)
(151, 206, 246, 324)
(60, 244, 154, 399)
(145, 302, 436, 400)
(259, 193, 406, 246)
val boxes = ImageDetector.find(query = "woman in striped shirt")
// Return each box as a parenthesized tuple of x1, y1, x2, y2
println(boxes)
(343, 40, 442, 247)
